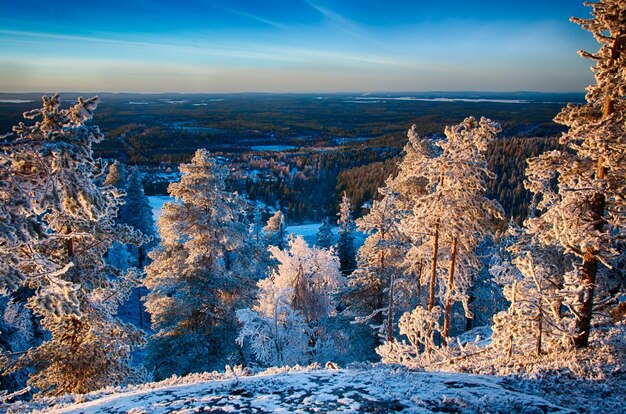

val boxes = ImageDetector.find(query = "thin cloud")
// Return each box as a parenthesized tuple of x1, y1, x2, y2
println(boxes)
(222, 7, 289, 30)
(0, 29, 410, 68)
(304, 1, 379, 43)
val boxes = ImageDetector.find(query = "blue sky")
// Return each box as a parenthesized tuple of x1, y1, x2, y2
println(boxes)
(0, 1, 596, 93)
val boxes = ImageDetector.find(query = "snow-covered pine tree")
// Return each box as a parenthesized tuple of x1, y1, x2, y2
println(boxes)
(264, 210, 286, 249)
(378, 117, 503, 361)
(237, 236, 344, 366)
(104, 160, 127, 189)
(0, 94, 147, 396)
(251, 203, 265, 248)
(120, 167, 156, 267)
(113, 166, 156, 330)
(316, 217, 334, 249)
(104, 162, 134, 271)
(144, 149, 249, 379)
(491, 222, 574, 359)
(524, 0, 626, 348)
(247, 202, 271, 280)
(336, 193, 357, 274)
(349, 186, 408, 344)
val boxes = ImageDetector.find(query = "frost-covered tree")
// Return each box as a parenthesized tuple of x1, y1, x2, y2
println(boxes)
(0, 94, 147, 396)
(251, 203, 265, 248)
(110, 166, 156, 330)
(349, 186, 408, 344)
(120, 167, 156, 267)
(336, 193, 357, 274)
(524, 0, 626, 348)
(104, 160, 127, 189)
(247, 202, 271, 280)
(376, 117, 502, 364)
(264, 210, 286, 250)
(144, 149, 249, 379)
(491, 222, 574, 358)
(402, 118, 502, 341)
(316, 217, 334, 249)
(376, 306, 443, 365)
(237, 236, 344, 366)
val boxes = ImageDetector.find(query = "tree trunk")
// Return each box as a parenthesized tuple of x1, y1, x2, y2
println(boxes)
(386, 272, 395, 342)
(574, 151, 606, 348)
(65, 225, 74, 258)
(536, 296, 543, 356)
(442, 237, 458, 346)
(427, 224, 439, 312)
(573, 34, 622, 348)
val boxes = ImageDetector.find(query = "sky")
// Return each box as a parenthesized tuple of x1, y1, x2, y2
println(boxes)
(0, 0, 597, 93)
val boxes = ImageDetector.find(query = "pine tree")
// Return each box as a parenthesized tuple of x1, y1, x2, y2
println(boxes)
(120, 167, 156, 267)
(491, 222, 573, 359)
(524, 0, 626, 347)
(377, 117, 503, 362)
(350, 186, 408, 344)
(264, 210, 286, 249)
(237, 236, 344, 366)
(248, 202, 271, 280)
(115, 166, 155, 330)
(104, 160, 127, 189)
(336, 193, 357, 274)
(316, 217, 334, 249)
(144, 149, 249, 379)
(0, 94, 147, 396)
(403, 118, 502, 337)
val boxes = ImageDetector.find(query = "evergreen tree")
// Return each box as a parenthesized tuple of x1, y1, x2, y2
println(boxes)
(316, 217, 334, 249)
(120, 167, 156, 267)
(336, 193, 357, 274)
(248, 202, 271, 280)
(349, 186, 408, 344)
(264, 210, 286, 250)
(377, 117, 502, 362)
(400, 118, 502, 343)
(104, 160, 127, 189)
(524, 0, 626, 347)
(144, 149, 249, 379)
(491, 222, 574, 359)
(0, 94, 147, 396)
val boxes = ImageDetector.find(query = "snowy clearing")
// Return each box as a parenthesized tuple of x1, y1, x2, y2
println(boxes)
(148, 195, 176, 221)
(12, 366, 573, 414)
(250, 145, 299, 152)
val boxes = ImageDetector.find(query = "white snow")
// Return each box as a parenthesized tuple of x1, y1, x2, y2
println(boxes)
(148, 195, 177, 221)
(15, 366, 573, 413)
(250, 145, 298, 152)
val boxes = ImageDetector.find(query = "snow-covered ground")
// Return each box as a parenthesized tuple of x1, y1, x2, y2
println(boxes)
(286, 222, 328, 245)
(10, 366, 573, 413)
(148, 195, 176, 221)
(250, 145, 298, 152)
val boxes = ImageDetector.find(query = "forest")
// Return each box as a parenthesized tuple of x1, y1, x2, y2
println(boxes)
(0, 1, 625, 413)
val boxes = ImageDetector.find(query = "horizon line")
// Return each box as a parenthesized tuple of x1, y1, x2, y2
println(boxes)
(0, 90, 587, 96)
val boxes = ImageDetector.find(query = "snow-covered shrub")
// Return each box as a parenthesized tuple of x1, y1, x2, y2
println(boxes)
(237, 236, 344, 366)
